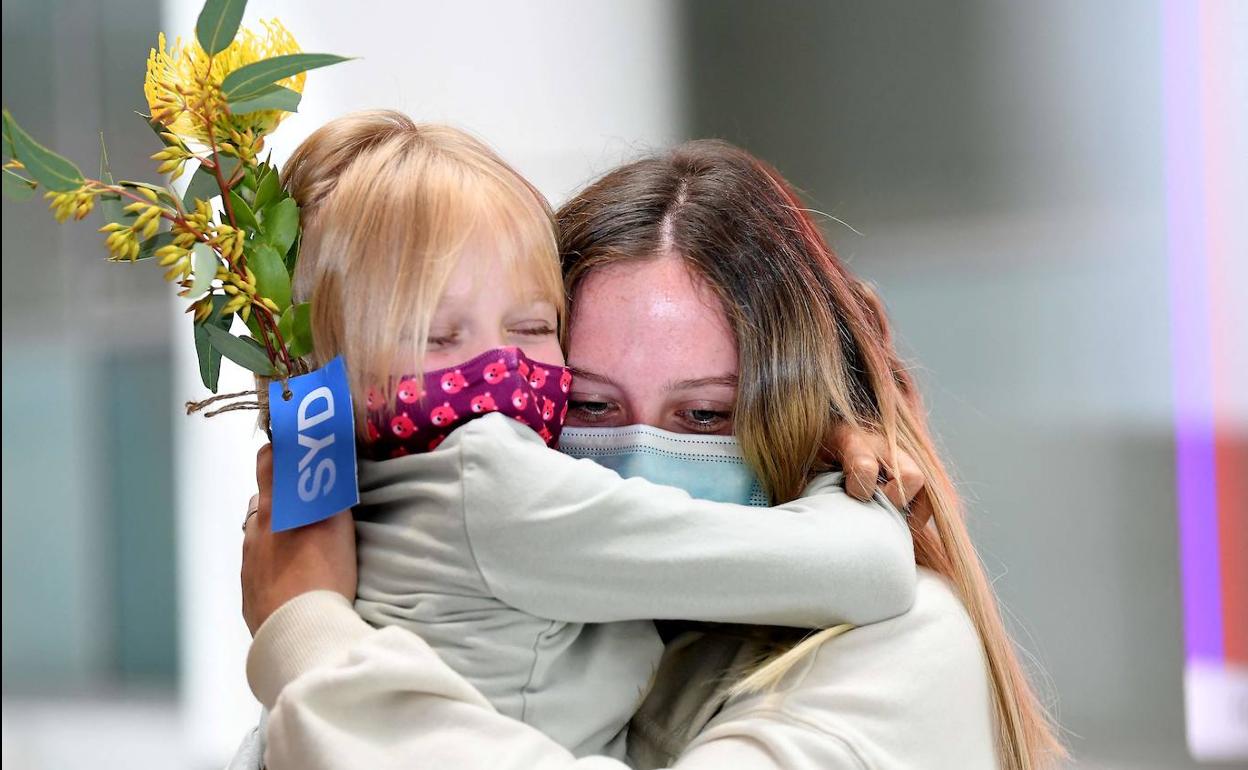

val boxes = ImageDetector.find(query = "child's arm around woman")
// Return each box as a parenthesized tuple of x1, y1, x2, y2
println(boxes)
(449, 412, 915, 628)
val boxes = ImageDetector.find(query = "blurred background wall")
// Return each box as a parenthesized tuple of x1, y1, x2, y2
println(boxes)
(2, 1, 1244, 769)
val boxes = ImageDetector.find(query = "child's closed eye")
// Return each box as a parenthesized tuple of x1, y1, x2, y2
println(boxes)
(427, 331, 460, 348)
(509, 323, 556, 337)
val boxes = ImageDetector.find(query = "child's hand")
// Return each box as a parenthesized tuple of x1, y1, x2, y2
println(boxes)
(241, 444, 358, 636)
(822, 423, 927, 522)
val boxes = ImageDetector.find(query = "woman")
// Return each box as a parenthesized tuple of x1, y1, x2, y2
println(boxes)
(241, 140, 1062, 768)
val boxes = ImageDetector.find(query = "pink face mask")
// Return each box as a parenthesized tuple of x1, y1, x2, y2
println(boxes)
(361, 347, 572, 459)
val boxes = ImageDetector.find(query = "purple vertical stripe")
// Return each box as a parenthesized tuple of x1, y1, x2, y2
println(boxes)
(1163, 0, 1223, 661)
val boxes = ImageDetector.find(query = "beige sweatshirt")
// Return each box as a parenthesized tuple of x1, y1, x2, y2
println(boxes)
(339, 412, 914, 758)
(248, 569, 997, 769)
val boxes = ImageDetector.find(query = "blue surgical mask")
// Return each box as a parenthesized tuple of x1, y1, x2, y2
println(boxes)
(558, 424, 770, 506)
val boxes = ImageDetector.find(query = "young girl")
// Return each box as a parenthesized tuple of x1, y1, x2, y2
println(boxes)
(240, 110, 914, 762)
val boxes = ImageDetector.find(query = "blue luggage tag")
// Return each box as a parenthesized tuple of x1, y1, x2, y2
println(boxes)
(268, 355, 360, 531)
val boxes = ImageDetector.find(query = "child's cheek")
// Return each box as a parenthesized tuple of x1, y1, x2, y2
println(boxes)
(528, 339, 566, 367)
(420, 349, 465, 374)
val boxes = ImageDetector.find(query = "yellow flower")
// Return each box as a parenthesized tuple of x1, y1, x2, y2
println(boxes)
(144, 20, 305, 152)
(46, 186, 97, 223)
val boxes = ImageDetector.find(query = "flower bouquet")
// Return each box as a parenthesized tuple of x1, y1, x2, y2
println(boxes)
(2, 0, 351, 414)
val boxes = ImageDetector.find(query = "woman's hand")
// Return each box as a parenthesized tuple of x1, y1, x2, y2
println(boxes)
(241, 444, 358, 636)
(823, 423, 929, 522)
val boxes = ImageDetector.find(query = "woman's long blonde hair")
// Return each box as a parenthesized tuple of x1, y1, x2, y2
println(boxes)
(558, 140, 1064, 769)
(280, 110, 562, 435)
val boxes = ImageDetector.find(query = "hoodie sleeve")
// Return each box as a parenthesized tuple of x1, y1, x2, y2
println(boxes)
(457, 416, 915, 628)
(250, 591, 878, 770)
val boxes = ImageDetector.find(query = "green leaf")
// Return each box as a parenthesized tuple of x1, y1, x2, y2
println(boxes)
(259, 197, 298, 255)
(278, 302, 313, 359)
(244, 309, 265, 342)
(116, 180, 178, 208)
(283, 230, 301, 272)
(188, 242, 218, 298)
(182, 165, 220, 207)
(182, 156, 241, 208)
(97, 133, 124, 223)
(252, 165, 281, 212)
(196, 0, 247, 55)
(135, 231, 177, 261)
(2, 109, 84, 192)
(2, 168, 36, 201)
(98, 191, 125, 226)
(228, 188, 259, 231)
(118, 179, 165, 193)
(221, 53, 351, 101)
(97, 132, 112, 181)
(203, 323, 276, 376)
(249, 242, 291, 310)
(141, 112, 180, 147)
(194, 295, 233, 392)
(228, 84, 301, 115)
(238, 334, 275, 368)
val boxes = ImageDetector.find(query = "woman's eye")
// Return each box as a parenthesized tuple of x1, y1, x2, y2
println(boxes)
(567, 400, 618, 423)
(676, 408, 732, 433)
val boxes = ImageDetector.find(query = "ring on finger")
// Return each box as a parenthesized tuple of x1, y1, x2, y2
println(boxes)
(242, 500, 260, 532)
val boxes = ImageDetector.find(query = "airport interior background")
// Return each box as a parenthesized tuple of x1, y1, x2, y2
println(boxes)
(3, 1, 1245, 768)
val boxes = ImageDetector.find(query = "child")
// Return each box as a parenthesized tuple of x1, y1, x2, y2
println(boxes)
(240, 110, 914, 763)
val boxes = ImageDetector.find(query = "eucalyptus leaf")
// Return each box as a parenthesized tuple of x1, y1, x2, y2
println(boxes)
(259, 197, 299, 255)
(116, 180, 177, 208)
(118, 179, 166, 193)
(141, 113, 180, 147)
(228, 188, 260, 231)
(283, 230, 301, 272)
(203, 323, 276, 376)
(278, 302, 313, 359)
(193, 324, 220, 393)
(135, 231, 177, 261)
(188, 242, 218, 299)
(238, 334, 274, 365)
(249, 242, 291, 311)
(182, 156, 240, 208)
(2, 168, 36, 201)
(228, 84, 301, 115)
(97, 133, 123, 223)
(252, 165, 281, 212)
(182, 165, 220, 208)
(98, 192, 125, 226)
(3, 109, 84, 192)
(196, 0, 247, 56)
(221, 53, 351, 101)
(98, 132, 112, 181)
(244, 310, 265, 343)
(194, 295, 232, 392)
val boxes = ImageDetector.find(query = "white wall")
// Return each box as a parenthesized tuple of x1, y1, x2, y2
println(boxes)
(164, 1, 687, 765)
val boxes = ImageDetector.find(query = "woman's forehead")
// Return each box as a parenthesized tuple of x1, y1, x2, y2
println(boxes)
(568, 258, 737, 382)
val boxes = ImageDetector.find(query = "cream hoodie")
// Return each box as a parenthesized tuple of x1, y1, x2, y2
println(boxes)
(247, 569, 997, 769)
(322, 413, 912, 758)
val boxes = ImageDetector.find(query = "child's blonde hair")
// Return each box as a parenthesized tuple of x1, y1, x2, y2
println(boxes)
(281, 110, 562, 435)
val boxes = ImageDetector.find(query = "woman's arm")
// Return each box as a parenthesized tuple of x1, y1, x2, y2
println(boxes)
(459, 416, 915, 628)
(241, 439, 945, 770)
(252, 591, 868, 770)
